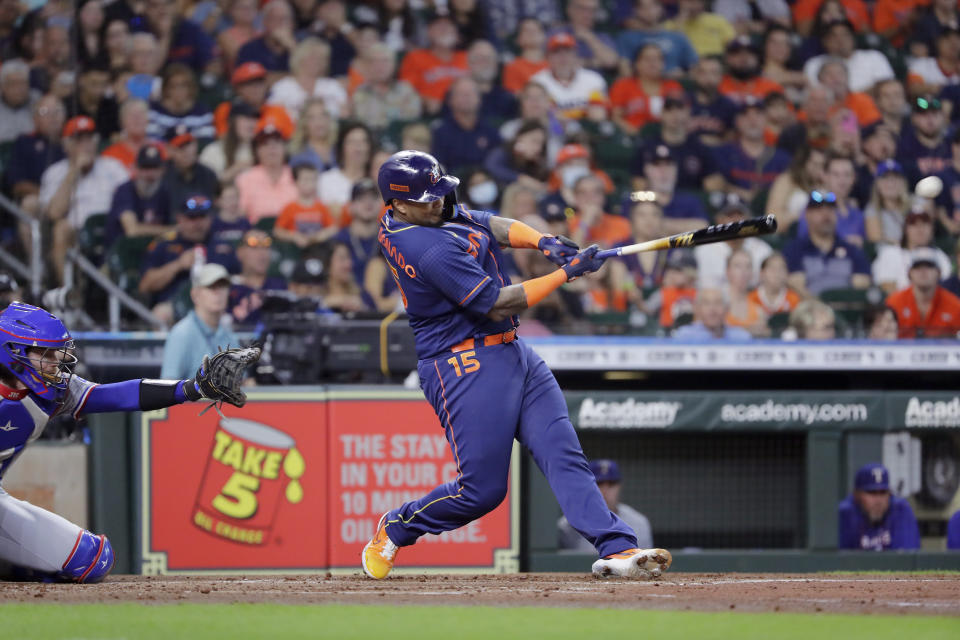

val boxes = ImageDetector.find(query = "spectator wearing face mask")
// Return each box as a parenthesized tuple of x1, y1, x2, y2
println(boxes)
(538, 143, 614, 223)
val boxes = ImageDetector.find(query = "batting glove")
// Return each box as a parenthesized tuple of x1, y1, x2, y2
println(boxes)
(561, 244, 605, 281)
(538, 234, 580, 266)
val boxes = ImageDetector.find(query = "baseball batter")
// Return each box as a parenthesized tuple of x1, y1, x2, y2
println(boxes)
(362, 150, 672, 579)
(0, 302, 259, 582)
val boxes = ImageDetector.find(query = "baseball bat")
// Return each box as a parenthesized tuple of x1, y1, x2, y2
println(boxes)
(595, 215, 778, 260)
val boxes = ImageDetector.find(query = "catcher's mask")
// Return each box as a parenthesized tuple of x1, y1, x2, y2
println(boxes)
(0, 302, 77, 403)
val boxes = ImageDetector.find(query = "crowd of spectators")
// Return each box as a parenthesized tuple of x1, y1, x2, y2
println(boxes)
(2, 0, 960, 340)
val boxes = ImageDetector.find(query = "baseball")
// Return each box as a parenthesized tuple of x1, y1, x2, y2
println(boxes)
(916, 175, 943, 199)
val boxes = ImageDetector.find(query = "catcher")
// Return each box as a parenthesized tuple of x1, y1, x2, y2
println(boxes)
(0, 302, 260, 583)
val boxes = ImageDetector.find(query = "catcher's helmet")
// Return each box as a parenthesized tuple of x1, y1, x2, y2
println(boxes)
(377, 150, 460, 205)
(0, 302, 77, 400)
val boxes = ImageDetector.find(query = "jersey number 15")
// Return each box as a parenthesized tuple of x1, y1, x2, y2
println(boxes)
(447, 351, 480, 377)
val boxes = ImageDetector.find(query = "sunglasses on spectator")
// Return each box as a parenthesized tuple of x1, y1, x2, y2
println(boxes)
(243, 235, 273, 248)
(808, 190, 837, 205)
(915, 97, 942, 111)
(183, 197, 213, 213)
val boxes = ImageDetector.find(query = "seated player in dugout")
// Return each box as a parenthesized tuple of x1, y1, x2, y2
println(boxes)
(0, 303, 260, 583)
(558, 459, 653, 552)
(362, 150, 672, 580)
(838, 463, 920, 551)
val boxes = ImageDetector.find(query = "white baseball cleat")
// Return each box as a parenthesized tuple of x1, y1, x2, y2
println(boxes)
(591, 548, 672, 579)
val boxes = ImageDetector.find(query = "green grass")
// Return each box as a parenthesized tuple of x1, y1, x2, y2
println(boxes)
(2, 604, 959, 640)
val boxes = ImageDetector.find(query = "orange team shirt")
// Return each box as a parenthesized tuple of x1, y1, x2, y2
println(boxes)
(609, 78, 683, 129)
(792, 0, 871, 31)
(660, 286, 697, 327)
(718, 76, 784, 103)
(825, 92, 881, 126)
(276, 199, 335, 234)
(502, 58, 549, 94)
(546, 168, 615, 194)
(748, 288, 800, 315)
(398, 49, 469, 103)
(887, 286, 960, 338)
(101, 141, 140, 173)
(213, 102, 294, 138)
(874, 0, 930, 45)
(588, 289, 630, 312)
(725, 300, 765, 330)
(569, 213, 632, 248)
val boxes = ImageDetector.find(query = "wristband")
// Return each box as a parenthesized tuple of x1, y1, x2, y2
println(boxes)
(521, 269, 568, 307)
(507, 219, 545, 249)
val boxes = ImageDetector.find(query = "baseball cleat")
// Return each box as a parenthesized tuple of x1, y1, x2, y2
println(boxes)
(591, 548, 672, 579)
(362, 512, 399, 579)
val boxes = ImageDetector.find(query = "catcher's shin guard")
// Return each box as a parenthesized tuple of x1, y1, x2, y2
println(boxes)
(60, 531, 115, 583)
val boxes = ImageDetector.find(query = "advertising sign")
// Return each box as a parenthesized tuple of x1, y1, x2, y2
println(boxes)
(141, 399, 327, 573)
(326, 392, 519, 572)
(141, 389, 519, 574)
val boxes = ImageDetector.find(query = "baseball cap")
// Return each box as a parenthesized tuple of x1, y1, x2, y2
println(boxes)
(136, 143, 164, 169)
(589, 459, 621, 484)
(230, 100, 259, 120)
(290, 257, 325, 285)
(181, 195, 214, 217)
(643, 143, 675, 165)
(913, 95, 942, 113)
(63, 115, 96, 138)
(165, 123, 195, 148)
(555, 143, 589, 165)
(547, 32, 577, 52)
(254, 119, 288, 144)
(807, 189, 837, 208)
(905, 209, 933, 225)
(909, 247, 941, 270)
(854, 463, 889, 492)
(351, 177, 379, 200)
(726, 34, 757, 54)
(735, 95, 763, 115)
(663, 92, 690, 110)
(231, 61, 267, 86)
(192, 262, 231, 288)
(875, 159, 903, 178)
(717, 196, 750, 218)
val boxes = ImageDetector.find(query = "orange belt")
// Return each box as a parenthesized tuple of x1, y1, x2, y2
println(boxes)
(450, 328, 517, 353)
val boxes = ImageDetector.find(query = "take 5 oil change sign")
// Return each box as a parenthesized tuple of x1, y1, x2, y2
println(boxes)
(141, 399, 328, 573)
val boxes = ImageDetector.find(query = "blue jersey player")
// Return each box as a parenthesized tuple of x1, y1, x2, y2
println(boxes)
(838, 463, 920, 551)
(0, 302, 258, 583)
(361, 150, 672, 579)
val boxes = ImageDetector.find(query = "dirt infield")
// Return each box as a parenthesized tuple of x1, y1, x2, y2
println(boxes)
(2, 573, 959, 616)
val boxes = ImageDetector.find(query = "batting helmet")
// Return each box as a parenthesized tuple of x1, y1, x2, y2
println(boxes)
(0, 302, 77, 401)
(377, 150, 460, 205)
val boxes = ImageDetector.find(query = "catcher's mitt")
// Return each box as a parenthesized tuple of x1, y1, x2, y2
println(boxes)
(184, 344, 262, 411)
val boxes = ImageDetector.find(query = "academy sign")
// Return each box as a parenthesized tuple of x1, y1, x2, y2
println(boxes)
(577, 398, 682, 429)
(904, 396, 960, 428)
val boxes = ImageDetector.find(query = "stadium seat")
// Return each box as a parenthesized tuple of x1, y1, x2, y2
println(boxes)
(268, 240, 301, 279)
(78, 213, 108, 267)
(819, 287, 881, 336)
(767, 311, 791, 337)
(171, 280, 194, 321)
(106, 236, 154, 296)
(255, 216, 277, 233)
